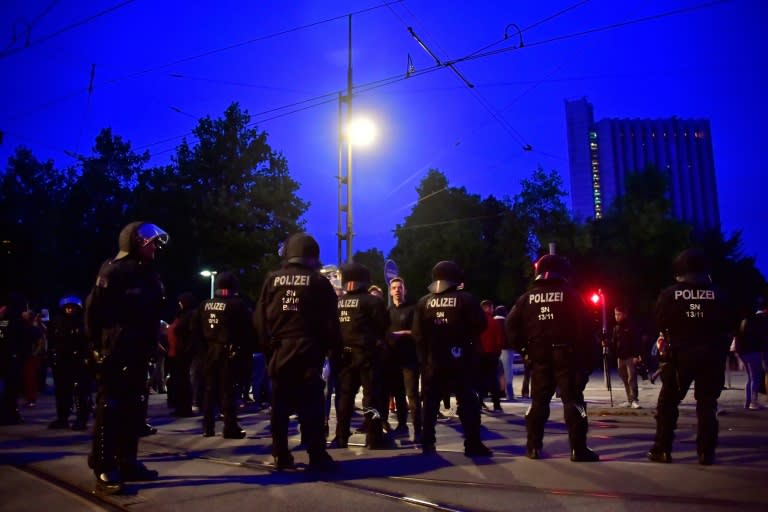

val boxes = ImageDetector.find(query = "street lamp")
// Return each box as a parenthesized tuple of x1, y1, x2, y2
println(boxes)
(335, 15, 380, 265)
(199, 270, 217, 299)
(337, 112, 377, 265)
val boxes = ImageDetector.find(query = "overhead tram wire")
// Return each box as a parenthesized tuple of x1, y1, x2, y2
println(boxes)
(0, 0, 136, 59)
(452, 0, 733, 66)
(3, 1, 404, 122)
(463, 0, 593, 59)
(81, 0, 730, 161)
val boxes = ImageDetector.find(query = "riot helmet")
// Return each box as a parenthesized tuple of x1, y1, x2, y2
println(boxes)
(115, 221, 169, 260)
(672, 247, 711, 283)
(59, 295, 83, 310)
(283, 233, 321, 269)
(428, 260, 463, 294)
(340, 262, 371, 293)
(214, 271, 240, 296)
(534, 254, 570, 282)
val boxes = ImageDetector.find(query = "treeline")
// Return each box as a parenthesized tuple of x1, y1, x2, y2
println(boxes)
(1, 102, 764, 326)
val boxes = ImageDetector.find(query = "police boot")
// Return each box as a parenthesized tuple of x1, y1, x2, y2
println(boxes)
(526, 442, 542, 460)
(647, 447, 672, 463)
(223, 422, 247, 439)
(273, 452, 295, 470)
(202, 419, 215, 437)
(139, 423, 157, 437)
(698, 451, 715, 466)
(95, 470, 123, 495)
(570, 447, 599, 462)
(328, 435, 348, 449)
(367, 419, 396, 449)
(464, 440, 493, 457)
(307, 450, 338, 473)
(121, 461, 159, 481)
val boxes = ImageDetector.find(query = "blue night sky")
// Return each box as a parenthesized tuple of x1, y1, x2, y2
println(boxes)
(1, 1, 766, 277)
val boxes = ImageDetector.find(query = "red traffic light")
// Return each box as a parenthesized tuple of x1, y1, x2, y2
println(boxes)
(589, 292, 601, 305)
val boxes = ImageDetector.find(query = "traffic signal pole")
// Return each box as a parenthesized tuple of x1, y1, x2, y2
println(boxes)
(598, 289, 613, 406)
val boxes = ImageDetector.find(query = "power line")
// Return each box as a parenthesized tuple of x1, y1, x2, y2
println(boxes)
(3, 1, 403, 122)
(126, 0, 732, 161)
(14, 0, 731, 164)
(453, 0, 733, 66)
(0, 0, 136, 60)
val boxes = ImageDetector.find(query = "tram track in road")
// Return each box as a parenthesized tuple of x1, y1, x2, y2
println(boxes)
(141, 437, 768, 511)
(11, 464, 133, 512)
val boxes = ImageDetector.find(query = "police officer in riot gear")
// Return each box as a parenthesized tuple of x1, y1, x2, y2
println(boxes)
(48, 296, 92, 430)
(413, 260, 491, 457)
(85, 221, 168, 494)
(333, 262, 391, 449)
(648, 248, 735, 465)
(254, 233, 340, 472)
(505, 254, 599, 462)
(193, 271, 253, 438)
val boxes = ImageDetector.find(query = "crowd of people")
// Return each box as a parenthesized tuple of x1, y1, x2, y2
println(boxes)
(1, 221, 766, 495)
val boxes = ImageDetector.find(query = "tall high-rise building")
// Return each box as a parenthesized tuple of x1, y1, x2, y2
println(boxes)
(564, 98, 720, 232)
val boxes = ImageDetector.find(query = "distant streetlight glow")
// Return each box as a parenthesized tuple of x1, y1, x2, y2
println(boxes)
(199, 269, 217, 298)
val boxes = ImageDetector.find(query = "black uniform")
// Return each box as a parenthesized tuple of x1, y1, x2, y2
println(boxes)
(0, 294, 33, 425)
(334, 263, 390, 448)
(194, 272, 254, 438)
(47, 297, 92, 430)
(413, 261, 490, 456)
(649, 248, 735, 465)
(166, 293, 197, 417)
(505, 254, 598, 461)
(85, 221, 168, 493)
(254, 233, 340, 471)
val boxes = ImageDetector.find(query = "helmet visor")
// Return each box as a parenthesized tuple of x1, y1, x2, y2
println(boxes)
(136, 223, 169, 248)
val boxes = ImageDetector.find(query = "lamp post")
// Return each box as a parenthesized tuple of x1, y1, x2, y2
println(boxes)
(336, 14, 377, 265)
(199, 270, 217, 299)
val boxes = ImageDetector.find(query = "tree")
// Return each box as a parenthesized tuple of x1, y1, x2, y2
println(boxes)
(151, 103, 309, 300)
(55, 129, 151, 301)
(391, 169, 505, 301)
(0, 147, 66, 305)
(353, 248, 386, 293)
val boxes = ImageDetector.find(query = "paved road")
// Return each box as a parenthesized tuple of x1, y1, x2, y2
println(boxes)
(1, 369, 767, 511)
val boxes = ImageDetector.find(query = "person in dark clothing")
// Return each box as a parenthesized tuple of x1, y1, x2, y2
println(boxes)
(734, 303, 768, 410)
(193, 272, 253, 438)
(332, 262, 391, 449)
(47, 295, 92, 430)
(413, 260, 492, 457)
(0, 293, 34, 426)
(648, 248, 737, 466)
(477, 300, 504, 412)
(254, 233, 340, 472)
(166, 293, 197, 417)
(505, 254, 599, 462)
(85, 221, 168, 494)
(383, 277, 422, 443)
(609, 304, 644, 409)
